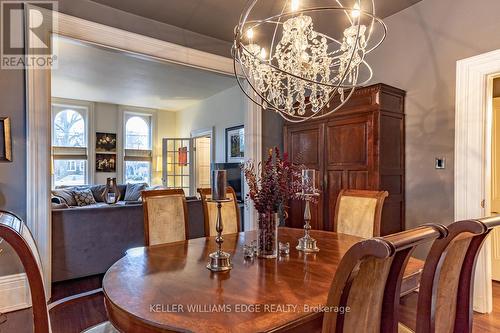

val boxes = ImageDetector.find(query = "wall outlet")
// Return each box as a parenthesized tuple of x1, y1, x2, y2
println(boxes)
(435, 157, 446, 169)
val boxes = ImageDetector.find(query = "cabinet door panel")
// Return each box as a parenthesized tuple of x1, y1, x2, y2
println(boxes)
(328, 122, 367, 166)
(284, 124, 324, 230)
(324, 115, 374, 228)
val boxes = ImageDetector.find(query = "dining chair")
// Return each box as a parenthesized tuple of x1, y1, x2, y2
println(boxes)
(399, 215, 500, 333)
(0, 210, 117, 333)
(197, 187, 240, 237)
(141, 189, 189, 246)
(333, 189, 389, 238)
(322, 224, 447, 333)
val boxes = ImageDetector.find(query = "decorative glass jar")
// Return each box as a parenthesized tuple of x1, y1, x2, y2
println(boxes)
(257, 212, 279, 258)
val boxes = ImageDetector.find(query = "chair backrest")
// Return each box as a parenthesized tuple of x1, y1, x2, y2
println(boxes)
(197, 187, 240, 237)
(0, 210, 50, 333)
(322, 225, 447, 333)
(141, 189, 189, 246)
(333, 189, 389, 238)
(415, 216, 500, 333)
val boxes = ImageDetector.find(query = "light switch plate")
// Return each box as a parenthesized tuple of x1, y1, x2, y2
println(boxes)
(435, 157, 446, 169)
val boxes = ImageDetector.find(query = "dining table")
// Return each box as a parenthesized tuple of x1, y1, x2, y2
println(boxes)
(102, 227, 424, 333)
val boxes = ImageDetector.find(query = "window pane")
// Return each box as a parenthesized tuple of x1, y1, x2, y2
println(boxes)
(54, 160, 86, 187)
(53, 110, 86, 147)
(125, 116, 150, 150)
(125, 161, 151, 184)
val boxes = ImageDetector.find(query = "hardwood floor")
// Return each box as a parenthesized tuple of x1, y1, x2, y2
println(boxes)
(4, 276, 499, 332)
(49, 274, 107, 333)
(399, 280, 500, 333)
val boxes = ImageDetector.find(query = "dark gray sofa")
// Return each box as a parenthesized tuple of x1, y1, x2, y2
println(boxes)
(51, 197, 206, 282)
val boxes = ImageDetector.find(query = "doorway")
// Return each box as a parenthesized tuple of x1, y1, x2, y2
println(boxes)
(455, 49, 500, 314)
(194, 136, 212, 190)
(491, 87, 500, 282)
(26, 5, 262, 297)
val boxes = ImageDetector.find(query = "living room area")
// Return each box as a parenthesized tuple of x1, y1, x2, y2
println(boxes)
(49, 35, 250, 283)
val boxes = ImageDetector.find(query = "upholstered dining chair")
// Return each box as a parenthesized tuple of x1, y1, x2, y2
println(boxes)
(198, 187, 240, 237)
(333, 189, 389, 238)
(322, 224, 447, 333)
(398, 215, 500, 333)
(0, 210, 117, 333)
(141, 189, 189, 246)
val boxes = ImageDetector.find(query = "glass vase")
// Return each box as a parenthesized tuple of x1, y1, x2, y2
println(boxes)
(257, 212, 279, 258)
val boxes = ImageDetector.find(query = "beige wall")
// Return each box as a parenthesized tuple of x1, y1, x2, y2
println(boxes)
(368, 0, 500, 231)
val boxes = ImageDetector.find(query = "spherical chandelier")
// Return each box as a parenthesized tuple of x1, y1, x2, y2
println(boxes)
(232, 0, 387, 122)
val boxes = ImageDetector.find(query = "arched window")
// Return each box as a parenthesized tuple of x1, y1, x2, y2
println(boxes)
(53, 109, 85, 147)
(51, 104, 89, 187)
(125, 116, 150, 149)
(124, 114, 152, 184)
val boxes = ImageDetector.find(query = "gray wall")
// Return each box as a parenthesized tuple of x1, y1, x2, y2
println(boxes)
(262, 111, 284, 154)
(0, 0, 27, 278)
(368, 0, 500, 230)
(0, 1, 230, 279)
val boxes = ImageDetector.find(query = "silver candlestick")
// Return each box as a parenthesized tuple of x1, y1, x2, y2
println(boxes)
(207, 169, 233, 272)
(206, 198, 233, 271)
(296, 193, 320, 252)
(296, 169, 320, 253)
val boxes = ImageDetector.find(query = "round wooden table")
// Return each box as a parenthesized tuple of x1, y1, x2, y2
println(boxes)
(102, 228, 423, 332)
(103, 228, 360, 332)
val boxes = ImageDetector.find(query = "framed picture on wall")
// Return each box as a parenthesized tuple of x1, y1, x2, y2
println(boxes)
(0, 117, 12, 162)
(225, 125, 244, 163)
(96, 132, 117, 152)
(96, 153, 116, 172)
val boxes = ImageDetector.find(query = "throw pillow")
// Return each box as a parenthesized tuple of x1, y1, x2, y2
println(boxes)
(90, 185, 107, 202)
(124, 183, 147, 201)
(73, 188, 97, 206)
(51, 189, 77, 206)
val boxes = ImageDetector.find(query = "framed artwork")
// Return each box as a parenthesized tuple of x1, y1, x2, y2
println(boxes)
(178, 146, 188, 166)
(225, 125, 244, 163)
(96, 153, 116, 172)
(0, 117, 12, 162)
(96, 132, 117, 152)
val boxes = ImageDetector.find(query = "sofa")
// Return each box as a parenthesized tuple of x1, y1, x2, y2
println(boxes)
(51, 184, 206, 282)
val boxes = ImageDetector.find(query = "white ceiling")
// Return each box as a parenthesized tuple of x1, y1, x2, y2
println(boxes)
(51, 37, 238, 111)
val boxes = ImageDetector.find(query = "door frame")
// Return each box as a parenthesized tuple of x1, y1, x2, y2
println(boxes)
(26, 6, 261, 296)
(190, 127, 215, 195)
(455, 48, 500, 313)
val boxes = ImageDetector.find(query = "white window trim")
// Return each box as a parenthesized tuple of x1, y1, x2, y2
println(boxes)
(51, 97, 95, 186)
(118, 105, 157, 185)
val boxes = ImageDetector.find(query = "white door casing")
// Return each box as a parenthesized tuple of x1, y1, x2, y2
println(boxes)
(455, 48, 500, 313)
(491, 97, 500, 281)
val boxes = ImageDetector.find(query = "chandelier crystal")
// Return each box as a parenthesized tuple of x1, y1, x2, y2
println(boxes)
(233, 0, 386, 122)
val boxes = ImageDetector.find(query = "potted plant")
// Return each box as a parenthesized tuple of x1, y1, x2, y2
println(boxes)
(244, 147, 305, 258)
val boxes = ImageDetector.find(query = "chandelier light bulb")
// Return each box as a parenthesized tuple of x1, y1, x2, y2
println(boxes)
(291, 0, 299, 12)
(246, 28, 254, 40)
(260, 47, 267, 59)
(351, 3, 361, 18)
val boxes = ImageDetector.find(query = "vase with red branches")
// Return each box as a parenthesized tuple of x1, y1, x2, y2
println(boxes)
(244, 147, 305, 258)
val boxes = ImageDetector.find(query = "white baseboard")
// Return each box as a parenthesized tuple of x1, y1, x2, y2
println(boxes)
(0, 273, 31, 313)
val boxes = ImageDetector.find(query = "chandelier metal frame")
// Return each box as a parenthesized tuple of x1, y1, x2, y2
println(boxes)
(232, 1, 387, 122)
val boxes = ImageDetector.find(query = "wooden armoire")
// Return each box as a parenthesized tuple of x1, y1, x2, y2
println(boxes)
(284, 83, 405, 235)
